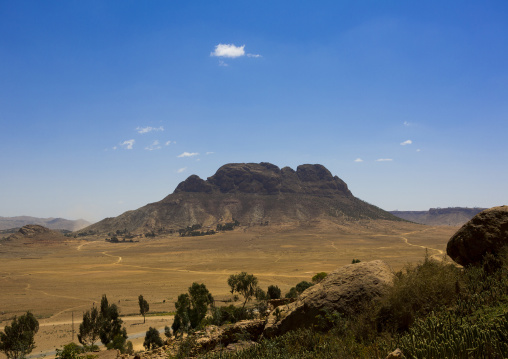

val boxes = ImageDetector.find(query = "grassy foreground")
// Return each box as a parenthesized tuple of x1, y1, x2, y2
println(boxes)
(174, 252, 508, 359)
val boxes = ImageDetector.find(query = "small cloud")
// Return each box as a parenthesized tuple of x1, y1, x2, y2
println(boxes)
(218, 60, 229, 67)
(416, 149, 421, 152)
(211, 44, 245, 58)
(206, 152, 214, 155)
(247, 53, 261, 58)
(177, 152, 199, 158)
(376, 158, 393, 162)
(177, 167, 187, 173)
(112, 146, 118, 150)
(165, 141, 172, 146)
(145, 140, 162, 151)
(400, 140, 412, 146)
(403, 121, 411, 126)
(120, 139, 135, 150)
(354, 158, 363, 162)
(136, 126, 164, 134)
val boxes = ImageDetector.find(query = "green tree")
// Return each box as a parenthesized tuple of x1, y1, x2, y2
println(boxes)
(312, 272, 328, 283)
(0, 312, 39, 359)
(227, 272, 258, 308)
(138, 295, 149, 323)
(78, 305, 101, 349)
(99, 295, 127, 346)
(295, 281, 313, 294)
(143, 327, 163, 350)
(55, 343, 83, 359)
(267, 285, 281, 299)
(172, 283, 214, 335)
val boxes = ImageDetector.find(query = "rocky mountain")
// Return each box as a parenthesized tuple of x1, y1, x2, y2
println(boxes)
(83, 163, 403, 234)
(2, 224, 67, 242)
(390, 207, 487, 226)
(0, 216, 91, 231)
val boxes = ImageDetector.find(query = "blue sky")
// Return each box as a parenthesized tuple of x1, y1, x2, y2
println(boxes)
(1, 1, 507, 222)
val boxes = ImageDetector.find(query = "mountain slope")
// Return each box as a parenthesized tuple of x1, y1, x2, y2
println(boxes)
(390, 207, 487, 226)
(84, 163, 403, 234)
(0, 216, 91, 231)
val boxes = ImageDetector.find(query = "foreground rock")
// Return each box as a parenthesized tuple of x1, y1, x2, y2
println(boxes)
(447, 206, 508, 266)
(263, 260, 393, 338)
(196, 319, 265, 353)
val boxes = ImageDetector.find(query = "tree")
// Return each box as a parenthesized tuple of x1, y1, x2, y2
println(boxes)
(172, 283, 214, 335)
(99, 295, 127, 346)
(312, 272, 328, 284)
(138, 295, 149, 323)
(267, 285, 281, 300)
(143, 327, 163, 350)
(0, 312, 39, 359)
(227, 272, 258, 308)
(295, 281, 313, 294)
(55, 343, 83, 359)
(78, 306, 101, 349)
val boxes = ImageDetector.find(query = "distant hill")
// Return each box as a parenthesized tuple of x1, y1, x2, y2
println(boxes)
(0, 216, 91, 231)
(83, 162, 404, 235)
(390, 207, 487, 226)
(1, 224, 67, 244)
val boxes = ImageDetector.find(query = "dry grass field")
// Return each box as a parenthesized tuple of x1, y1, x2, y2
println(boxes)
(0, 220, 458, 357)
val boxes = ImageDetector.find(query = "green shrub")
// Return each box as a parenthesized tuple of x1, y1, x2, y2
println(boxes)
(267, 285, 281, 299)
(376, 255, 462, 332)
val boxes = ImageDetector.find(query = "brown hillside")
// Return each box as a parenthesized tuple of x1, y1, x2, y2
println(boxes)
(83, 163, 403, 234)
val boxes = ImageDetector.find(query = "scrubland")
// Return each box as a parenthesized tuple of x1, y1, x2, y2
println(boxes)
(0, 220, 457, 357)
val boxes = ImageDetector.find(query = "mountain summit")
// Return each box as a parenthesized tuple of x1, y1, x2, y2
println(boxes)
(84, 163, 401, 234)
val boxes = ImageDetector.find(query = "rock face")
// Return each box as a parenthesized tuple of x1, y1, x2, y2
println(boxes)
(18, 224, 52, 237)
(447, 206, 508, 266)
(5, 224, 65, 242)
(263, 260, 394, 338)
(175, 163, 353, 197)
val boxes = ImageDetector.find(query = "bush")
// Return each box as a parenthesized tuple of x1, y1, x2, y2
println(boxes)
(312, 272, 327, 283)
(203, 305, 255, 327)
(376, 254, 462, 332)
(267, 285, 281, 299)
(143, 327, 163, 350)
(55, 342, 83, 359)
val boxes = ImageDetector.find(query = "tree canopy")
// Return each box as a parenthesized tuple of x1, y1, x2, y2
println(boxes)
(227, 272, 258, 308)
(0, 312, 39, 359)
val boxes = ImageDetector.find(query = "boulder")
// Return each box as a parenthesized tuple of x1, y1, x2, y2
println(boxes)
(263, 260, 393, 338)
(446, 206, 508, 266)
(196, 319, 265, 352)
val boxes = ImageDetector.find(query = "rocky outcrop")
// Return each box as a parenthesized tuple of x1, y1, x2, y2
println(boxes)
(195, 319, 265, 353)
(263, 260, 393, 338)
(174, 163, 353, 197)
(5, 224, 65, 242)
(447, 206, 508, 266)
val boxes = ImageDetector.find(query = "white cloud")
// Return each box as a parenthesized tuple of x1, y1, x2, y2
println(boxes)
(165, 141, 171, 146)
(206, 152, 214, 155)
(120, 139, 135, 150)
(211, 44, 245, 58)
(218, 60, 229, 67)
(136, 126, 164, 134)
(376, 158, 393, 162)
(354, 158, 363, 162)
(177, 152, 199, 158)
(145, 140, 162, 151)
(177, 167, 187, 173)
(416, 149, 421, 152)
(112, 146, 117, 150)
(400, 140, 412, 146)
(403, 121, 411, 126)
(247, 53, 261, 58)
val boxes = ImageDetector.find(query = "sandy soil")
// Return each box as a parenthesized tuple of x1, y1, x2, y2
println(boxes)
(0, 220, 458, 358)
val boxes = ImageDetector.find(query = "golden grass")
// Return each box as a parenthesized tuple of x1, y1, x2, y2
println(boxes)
(0, 220, 458, 357)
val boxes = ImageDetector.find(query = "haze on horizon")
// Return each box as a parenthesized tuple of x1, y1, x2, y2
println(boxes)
(1, 1, 507, 223)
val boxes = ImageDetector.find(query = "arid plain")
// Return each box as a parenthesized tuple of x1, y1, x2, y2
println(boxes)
(0, 220, 458, 356)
